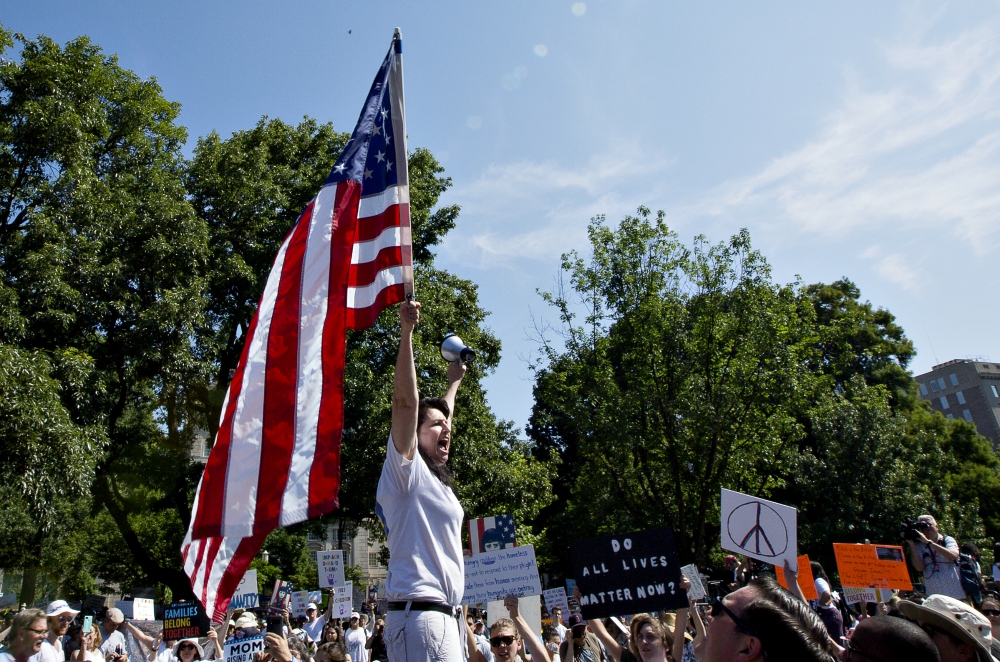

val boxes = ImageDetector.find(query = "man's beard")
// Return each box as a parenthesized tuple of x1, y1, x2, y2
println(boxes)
(418, 445, 455, 489)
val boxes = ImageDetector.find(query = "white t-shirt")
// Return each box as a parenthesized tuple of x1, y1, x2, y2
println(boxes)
(154, 642, 176, 662)
(35, 639, 63, 662)
(555, 623, 567, 642)
(302, 616, 325, 643)
(344, 627, 368, 662)
(99, 630, 126, 659)
(375, 435, 465, 606)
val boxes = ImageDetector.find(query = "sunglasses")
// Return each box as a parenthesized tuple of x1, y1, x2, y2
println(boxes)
(711, 597, 761, 640)
(490, 635, 516, 648)
(843, 642, 886, 662)
(983, 609, 1000, 617)
(179, 645, 198, 652)
(27, 627, 48, 636)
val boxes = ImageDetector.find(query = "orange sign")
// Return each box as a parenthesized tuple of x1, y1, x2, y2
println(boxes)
(775, 554, 818, 600)
(833, 543, 913, 590)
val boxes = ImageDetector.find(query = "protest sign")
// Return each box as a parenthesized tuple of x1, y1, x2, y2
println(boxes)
(290, 591, 310, 617)
(721, 489, 798, 571)
(842, 587, 877, 604)
(542, 588, 570, 624)
(569, 526, 686, 618)
(163, 602, 209, 640)
(680, 565, 708, 601)
(231, 569, 259, 610)
(774, 554, 819, 600)
(469, 515, 517, 556)
(565, 579, 580, 612)
(833, 544, 913, 590)
(132, 598, 155, 621)
(377, 598, 388, 615)
(0, 593, 16, 609)
(131, 588, 156, 600)
(269, 580, 294, 611)
(114, 601, 134, 619)
(318, 551, 345, 588)
(226, 635, 265, 662)
(308, 591, 322, 606)
(83, 595, 108, 613)
(352, 584, 365, 611)
(462, 545, 542, 605)
(331, 582, 353, 619)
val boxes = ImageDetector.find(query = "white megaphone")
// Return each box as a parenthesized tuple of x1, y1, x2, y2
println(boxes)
(440, 333, 476, 364)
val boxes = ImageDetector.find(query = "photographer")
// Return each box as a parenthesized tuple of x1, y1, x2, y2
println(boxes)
(904, 514, 966, 601)
(364, 619, 386, 662)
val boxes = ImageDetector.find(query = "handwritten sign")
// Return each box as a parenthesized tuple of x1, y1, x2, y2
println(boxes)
(833, 544, 912, 590)
(462, 545, 542, 605)
(163, 602, 209, 640)
(331, 582, 353, 619)
(83, 595, 108, 614)
(0, 593, 17, 609)
(132, 598, 155, 621)
(569, 526, 686, 619)
(231, 569, 259, 610)
(774, 554, 818, 600)
(721, 489, 798, 571)
(542, 588, 570, 624)
(225, 635, 264, 662)
(290, 591, 310, 617)
(680, 565, 708, 601)
(318, 551, 345, 588)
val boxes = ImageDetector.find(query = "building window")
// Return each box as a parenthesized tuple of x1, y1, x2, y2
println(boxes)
(947, 414, 954, 419)
(963, 409, 974, 423)
(931, 381, 939, 393)
(938, 378, 947, 390)
(940, 396, 950, 409)
(950, 373, 959, 386)
(369, 553, 382, 568)
(307, 531, 322, 542)
(957, 391, 966, 405)
(920, 383, 928, 396)
(992, 385, 999, 398)
(311, 551, 319, 563)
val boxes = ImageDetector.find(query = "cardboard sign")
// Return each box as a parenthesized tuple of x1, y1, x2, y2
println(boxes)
(462, 545, 542, 605)
(132, 598, 155, 621)
(318, 551, 345, 588)
(569, 526, 686, 618)
(269, 580, 294, 611)
(231, 569, 259, 610)
(377, 598, 388, 615)
(225, 635, 264, 662)
(469, 515, 517, 556)
(331, 582, 353, 619)
(680, 565, 708, 601)
(163, 602, 209, 640)
(115, 601, 134, 619)
(721, 489, 798, 571)
(83, 595, 108, 614)
(0, 593, 17, 609)
(774, 554, 819, 600)
(290, 591, 310, 617)
(843, 587, 877, 604)
(833, 544, 913, 590)
(352, 584, 365, 611)
(542, 588, 570, 624)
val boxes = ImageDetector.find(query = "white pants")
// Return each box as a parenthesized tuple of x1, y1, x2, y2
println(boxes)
(385, 606, 464, 662)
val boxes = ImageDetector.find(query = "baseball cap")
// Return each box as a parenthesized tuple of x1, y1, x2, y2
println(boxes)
(46, 600, 81, 618)
(350, 611, 360, 619)
(898, 595, 993, 662)
(306, 603, 318, 611)
(568, 614, 585, 628)
(104, 607, 125, 623)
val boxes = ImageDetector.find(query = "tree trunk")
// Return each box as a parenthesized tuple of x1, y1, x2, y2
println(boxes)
(20, 568, 37, 608)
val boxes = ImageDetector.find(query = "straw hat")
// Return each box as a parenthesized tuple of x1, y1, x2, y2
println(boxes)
(898, 595, 994, 662)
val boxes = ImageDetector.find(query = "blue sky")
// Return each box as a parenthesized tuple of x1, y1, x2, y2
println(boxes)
(7, 1, 1000, 433)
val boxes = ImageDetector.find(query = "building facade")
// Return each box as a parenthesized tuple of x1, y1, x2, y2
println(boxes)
(306, 522, 388, 592)
(915, 359, 1000, 446)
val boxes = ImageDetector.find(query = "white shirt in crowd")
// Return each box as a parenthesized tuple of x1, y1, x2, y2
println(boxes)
(35, 639, 63, 662)
(154, 641, 177, 662)
(302, 617, 325, 643)
(344, 627, 368, 662)
(375, 435, 465, 606)
(99, 630, 127, 659)
(555, 622, 567, 642)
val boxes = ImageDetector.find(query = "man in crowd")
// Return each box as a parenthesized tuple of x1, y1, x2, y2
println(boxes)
(846, 615, 940, 662)
(38, 600, 79, 662)
(560, 614, 605, 662)
(344, 612, 368, 662)
(551, 607, 567, 642)
(905, 515, 967, 601)
(899, 594, 993, 662)
(302, 599, 333, 643)
(695, 577, 839, 662)
(99, 608, 128, 660)
(2, 608, 47, 662)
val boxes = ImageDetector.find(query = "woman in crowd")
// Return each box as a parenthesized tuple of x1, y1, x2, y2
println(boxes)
(70, 625, 105, 662)
(364, 619, 386, 662)
(627, 615, 672, 662)
(172, 639, 201, 662)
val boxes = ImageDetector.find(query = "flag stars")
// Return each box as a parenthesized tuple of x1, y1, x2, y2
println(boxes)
(375, 151, 385, 163)
(381, 108, 389, 121)
(386, 161, 393, 171)
(364, 168, 373, 179)
(372, 124, 382, 136)
(333, 164, 346, 173)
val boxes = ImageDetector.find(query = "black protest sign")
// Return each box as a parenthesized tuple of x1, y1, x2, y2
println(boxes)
(569, 526, 686, 618)
(163, 601, 210, 640)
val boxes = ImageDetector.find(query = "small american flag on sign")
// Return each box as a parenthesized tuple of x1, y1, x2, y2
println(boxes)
(469, 514, 517, 556)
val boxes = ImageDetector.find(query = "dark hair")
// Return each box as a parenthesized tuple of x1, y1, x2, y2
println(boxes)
(961, 543, 981, 559)
(850, 616, 940, 662)
(417, 397, 451, 429)
(810, 561, 830, 584)
(741, 577, 839, 662)
(541, 626, 561, 642)
(317, 642, 348, 662)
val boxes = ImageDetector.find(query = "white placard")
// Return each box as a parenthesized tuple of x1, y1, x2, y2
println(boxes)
(290, 591, 310, 617)
(720, 489, 798, 571)
(114, 600, 134, 619)
(318, 551, 345, 588)
(542, 588, 570, 624)
(843, 587, 878, 604)
(680, 564, 707, 601)
(132, 598, 154, 621)
(231, 569, 259, 610)
(462, 545, 541, 605)
(225, 635, 264, 662)
(331, 582, 353, 619)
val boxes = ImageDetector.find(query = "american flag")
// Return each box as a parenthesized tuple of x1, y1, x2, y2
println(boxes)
(469, 514, 517, 556)
(181, 31, 412, 621)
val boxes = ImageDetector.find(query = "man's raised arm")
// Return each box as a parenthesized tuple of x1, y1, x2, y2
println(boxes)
(391, 300, 420, 460)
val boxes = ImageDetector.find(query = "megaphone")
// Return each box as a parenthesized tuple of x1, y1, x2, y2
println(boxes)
(440, 333, 476, 364)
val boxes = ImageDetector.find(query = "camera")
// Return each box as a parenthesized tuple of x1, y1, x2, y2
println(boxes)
(900, 516, 926, 541)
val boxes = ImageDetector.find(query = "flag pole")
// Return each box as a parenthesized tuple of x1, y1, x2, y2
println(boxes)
(389, 27, 414, 300)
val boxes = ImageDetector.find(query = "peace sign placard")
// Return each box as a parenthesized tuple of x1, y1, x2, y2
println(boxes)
(720, 489, 798, 571)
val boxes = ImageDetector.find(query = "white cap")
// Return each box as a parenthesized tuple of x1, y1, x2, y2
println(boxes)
(47, 600, 80, 618)
(350, 611, 360, 619)
(306, 603, 318, 611)
(104, 608, 125, 623)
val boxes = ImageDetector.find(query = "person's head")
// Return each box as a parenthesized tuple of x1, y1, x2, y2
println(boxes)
(103, 608, 125, 633)
(86, 626, 104, 652)
(960, 543, 980, 561)
(173, 639, 202, 662)
(898, 594, 993, 662)
(567, 614, 588, 642)
(45, 601, 79, 637)
(725, 555, 740, 571)
(847, 615, 941, 662)
(322, 622, 341, 642)
(489, 617, 521, 662)
(315, 642, 348, 662)
(349, 612, 360, 629)
(359, 613, 368, 627)
(918, 515, 941, 538)
(417, 397, 452, 465)
(628, 614, 671, 662)
(306, 603, 318, 622)
(810, 561, 830, 584)
(980, 597, 1000, 638)
(696, 577, 839, 662)
(541, 626, 560, 652)
(551, 606, 563, 623)
(7, 608, 47, 659)
(474, 621, 485, 636)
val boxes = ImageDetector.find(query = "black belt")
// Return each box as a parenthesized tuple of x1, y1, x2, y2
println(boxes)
(387, 601, 457, 615)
